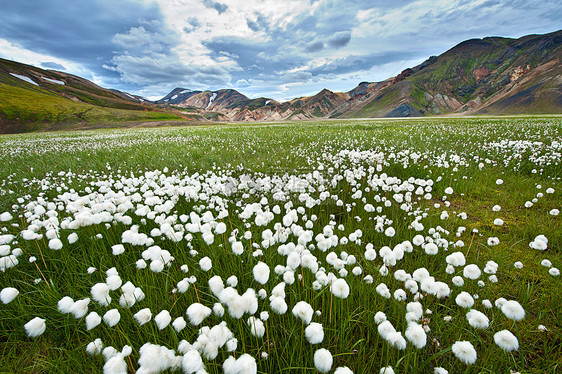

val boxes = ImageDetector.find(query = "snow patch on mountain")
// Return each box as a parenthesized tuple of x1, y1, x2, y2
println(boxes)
(206, 93, 217, 109)
(10, 73, 38, 86)
(42, 77, 65, 85)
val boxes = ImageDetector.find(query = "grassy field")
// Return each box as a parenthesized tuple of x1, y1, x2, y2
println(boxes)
(0, 117, 560, 374)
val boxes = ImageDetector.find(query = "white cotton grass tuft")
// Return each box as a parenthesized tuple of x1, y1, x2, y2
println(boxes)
(466, 309, 489, 329)
(223, 353, 257, 374)
(86, 338, 104, 356)
(451, 340, 477, 365)
(405, 322, 427, 349)
(455, 292, 474, 308)
(501, 300, 525, 321)
(529, 235, 548, 250)
(377, 320, 396, 340)
(292, 301, 314, 325)
(137, 343, 180, 373)
(199, 256, 212, 271)
(331, 278, 350, 299)
(91, 283, 111, 306)
(314, 348, 333, 373)
(103, 309, 120, 327)
(387, 331, 407, 350)
(186, 303, 212, 325)
(380, 367, 395, 374)
(374, 311, 387, 325)
(133, 308, 152, 325)
(434, 367, 448, 374)
(494, 330, 519, 351)
(57, 296, 74, 314)
(0, 212, 12, 221)
(182, 349, 205, 373)
(334, 366, 354, 373)
(493, 218, 504, 226)
(172, 316, 187, 333)
(1, 287, 19, 304)
(154, 310, 172, 330)
(86, 312, 102, 330)
(270, 296, 288, 315)
(376, 283, 391, 299)
(463, 264, 481, 279)
(247, 316, 266, 338)
(253, 262, 270, 285)
(540, 259, 552, 268)
(68, 232, 79, 244)
(231, 241, 244, 255)
(424, 242, 438, 255)
(70, 298, 90, 318)
(103, 353, 127, 374)
(24, 317, 46, 338)
(106, 274, 122, 290)
(305, 322, 324, 344)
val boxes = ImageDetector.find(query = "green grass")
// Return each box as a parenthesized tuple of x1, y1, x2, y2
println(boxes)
(0, 83, 186, 132)
(0, 116, 560, 373)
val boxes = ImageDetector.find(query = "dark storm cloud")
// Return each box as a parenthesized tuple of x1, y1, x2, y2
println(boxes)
(0, 0, 166, 82)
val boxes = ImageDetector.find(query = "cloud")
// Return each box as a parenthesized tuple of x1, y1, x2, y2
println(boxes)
(40, 61, 66, 70)
(305, 40, 325, 52)
(1, 0, 561, 101)
(235, 79, 250, 88)
(201, 0, 228, 14)
(112, 26, 174, 55)
(327, 31, 351, 48)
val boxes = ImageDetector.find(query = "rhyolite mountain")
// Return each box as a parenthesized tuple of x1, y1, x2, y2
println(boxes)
(1, 30, 560, 133)
(161, 29, 562, 120)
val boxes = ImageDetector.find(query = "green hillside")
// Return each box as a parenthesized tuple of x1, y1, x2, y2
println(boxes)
(0, 58, 189, 133)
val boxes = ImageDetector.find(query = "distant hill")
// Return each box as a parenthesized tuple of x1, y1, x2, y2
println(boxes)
(160, 29, 562, 120)
(341, 30, 562, 118)
(0, 58, 190, 133)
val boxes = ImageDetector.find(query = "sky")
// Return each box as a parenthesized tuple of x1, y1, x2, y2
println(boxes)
(0, 0, 560, 101)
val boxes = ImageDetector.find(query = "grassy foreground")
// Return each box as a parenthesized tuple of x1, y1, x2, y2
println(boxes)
(0, 117, 560, 373)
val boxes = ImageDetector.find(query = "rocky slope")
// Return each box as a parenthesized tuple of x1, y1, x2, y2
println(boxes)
(344, 30, 562, 117)
(2, 29, 560, 132)
(160, 29, 561, 120)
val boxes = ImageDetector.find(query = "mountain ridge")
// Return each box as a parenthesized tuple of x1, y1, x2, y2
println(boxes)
(1, 29, 561, 132)
(159, 30, 561, 120)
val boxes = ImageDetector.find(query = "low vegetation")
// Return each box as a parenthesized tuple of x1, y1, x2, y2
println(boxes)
(0, 117, 560, 373)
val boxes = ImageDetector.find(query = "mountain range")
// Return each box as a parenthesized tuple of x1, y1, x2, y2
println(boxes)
(157, 30, 562, 120)
(0, 30, 560, 132)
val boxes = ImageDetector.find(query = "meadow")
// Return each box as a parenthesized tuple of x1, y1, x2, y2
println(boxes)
(0, 116, 560, 374)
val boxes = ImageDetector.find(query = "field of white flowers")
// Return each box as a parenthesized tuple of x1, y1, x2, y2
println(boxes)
(0, 117, 560, 373)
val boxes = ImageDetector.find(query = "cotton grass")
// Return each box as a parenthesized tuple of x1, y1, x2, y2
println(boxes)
(24, 317, 46, 338)
(494, 330, 519, 351)
(451, 340, 477, 365)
